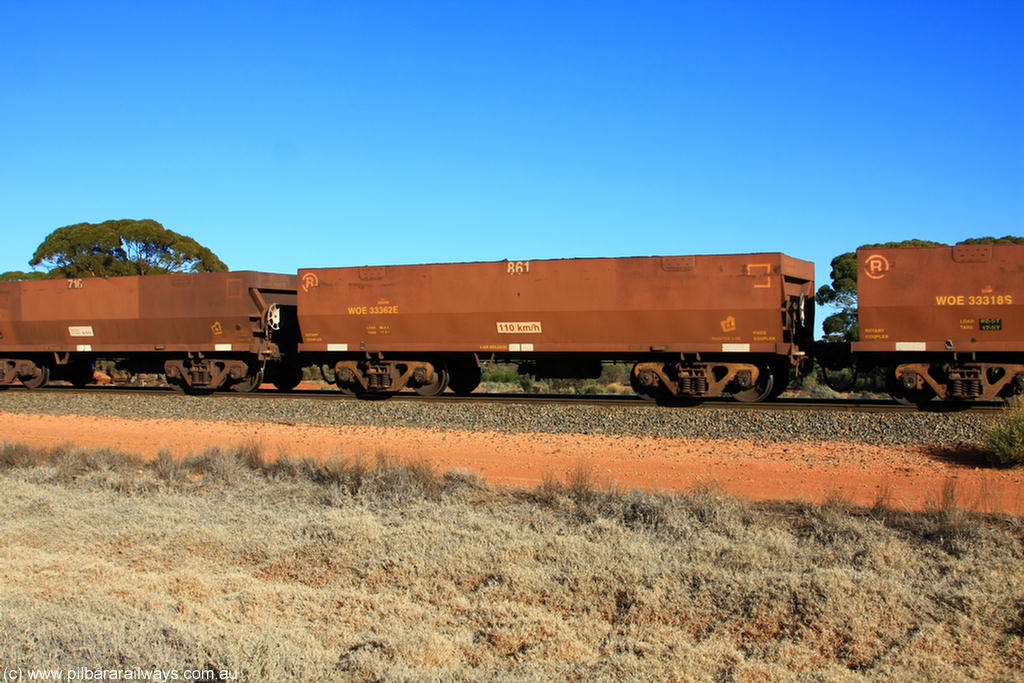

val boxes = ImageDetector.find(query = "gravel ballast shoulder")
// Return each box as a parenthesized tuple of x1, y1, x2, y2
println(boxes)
(0, 389, 996, 446)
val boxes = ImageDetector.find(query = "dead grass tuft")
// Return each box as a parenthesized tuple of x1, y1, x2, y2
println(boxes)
(262, 454, 302, 480)
(534, 472, 564, 507)
(441, 469, 484, 495)
(291, 454, 372, 493)
(153, 448, 186, 482)
(565, 460, 596, 498)
(0, 441, 49, 469)
(872, 479, 894, 514)
(617, 491, 669, 532)
(44, 445, 142, 483)
(922, 478, 982, 556)
(678, 481, 755, 535)
(236, 438, 269, 471)
(51, 446, 91, 481)
(182, 447, 248, 484)
(358, 454, 443, 503)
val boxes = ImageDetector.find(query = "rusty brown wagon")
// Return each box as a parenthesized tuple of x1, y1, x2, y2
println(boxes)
(0, 271, 299, 393)
(297, 253, 815, 401)
(852, 243, 1024, 403)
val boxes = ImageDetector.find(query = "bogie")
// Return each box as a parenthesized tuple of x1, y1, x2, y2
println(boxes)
(630, 360, 787, 403)
(332, 359, 450, 396)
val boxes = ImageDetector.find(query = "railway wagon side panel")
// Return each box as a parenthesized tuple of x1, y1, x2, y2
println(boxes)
(135, 271, 297, 353)
(2, 277, 147, 351)
(854, 244, 1024, 353)
(0, 271, 298, 391)
(853, 243, 1024, 402)
(0, 272, 296, 354)
(298, 253, 814, 355)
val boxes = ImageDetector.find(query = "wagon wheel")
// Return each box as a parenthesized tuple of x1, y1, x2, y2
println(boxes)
(412, 363, 449, 396)
(732, 364, 775, 403)
(67, 361, 95, 388)
(885, 368, 935, 406)
(333, 367, 364, 395)
(335, 378, 359, 396)
(231, 366, 264, 393)
(270, 366, 303, 392)
(414, 365, 449, 396)
(448, 363, 482, 395)
(630, 364, 662, 401)
(20, 365, 50, 389)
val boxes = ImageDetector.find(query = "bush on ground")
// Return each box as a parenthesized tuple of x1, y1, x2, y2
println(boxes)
(983, 401, 1024, 467)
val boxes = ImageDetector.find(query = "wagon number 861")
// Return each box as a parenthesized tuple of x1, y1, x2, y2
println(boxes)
(507, 261, 530, 275)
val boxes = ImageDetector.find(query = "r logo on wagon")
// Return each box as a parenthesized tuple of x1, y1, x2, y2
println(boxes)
(863, 254, 890, 279)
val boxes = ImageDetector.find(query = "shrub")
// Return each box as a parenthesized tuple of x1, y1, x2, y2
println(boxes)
(519, 376, 538, 393)
(480, 363, 520, 384)
(983, 401, 1024, 467)
(598, 362, 630, 386)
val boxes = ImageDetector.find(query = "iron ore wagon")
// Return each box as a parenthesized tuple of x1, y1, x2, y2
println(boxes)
(297, 253, 815, 401)
(852, 243, 1024, 403)
(0, 271, 300, 393)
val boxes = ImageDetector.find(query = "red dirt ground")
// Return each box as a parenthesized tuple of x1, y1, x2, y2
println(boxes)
(3, 410, 1022, 515)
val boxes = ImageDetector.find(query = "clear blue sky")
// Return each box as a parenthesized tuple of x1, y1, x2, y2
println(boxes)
(2, 0, 1022, 323)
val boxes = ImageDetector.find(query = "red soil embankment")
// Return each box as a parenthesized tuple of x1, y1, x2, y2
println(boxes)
(2, 411, 1021, 514)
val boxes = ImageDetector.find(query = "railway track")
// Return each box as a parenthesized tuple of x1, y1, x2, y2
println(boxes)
(1, 381, 997, 448)
(20, 383, 1007, 414)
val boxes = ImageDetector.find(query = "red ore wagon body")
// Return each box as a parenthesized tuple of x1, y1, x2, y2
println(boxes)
(297, 253, 815, 401)
(0, 271, 300, 392)
(852, 243, 1024, 402)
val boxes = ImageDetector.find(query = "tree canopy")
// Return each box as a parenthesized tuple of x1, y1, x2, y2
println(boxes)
(1, 219, 228, 280)
(959, 236, 1024, 246)
(816, 236, 1024, 342)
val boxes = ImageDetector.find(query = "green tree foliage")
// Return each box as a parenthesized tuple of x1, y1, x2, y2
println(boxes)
(814, 251, 860, 341)
(815, 237, 1022, 342)
(960, 235, 1024, 245)
(0, 270, 50, 282)
(21, 219, 228, 278)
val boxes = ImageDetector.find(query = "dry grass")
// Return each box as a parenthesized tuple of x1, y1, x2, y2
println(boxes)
(1, 441, 1022, 682)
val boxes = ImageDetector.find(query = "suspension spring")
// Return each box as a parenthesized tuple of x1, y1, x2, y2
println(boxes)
(678, 376, 708, 395)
